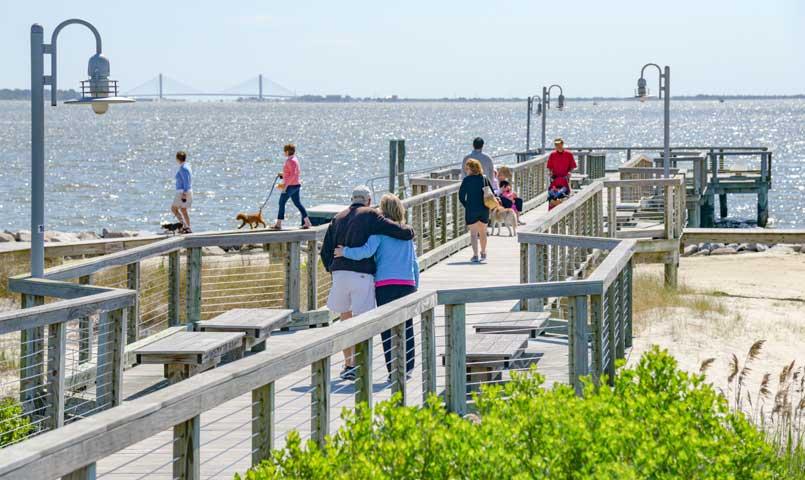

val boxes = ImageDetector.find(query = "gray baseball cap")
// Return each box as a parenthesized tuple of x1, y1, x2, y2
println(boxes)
(351, 185, 372, 205)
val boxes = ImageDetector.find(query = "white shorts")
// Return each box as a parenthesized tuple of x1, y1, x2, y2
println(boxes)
(172, 191, 192, 209)
(326, 271, 376, 316)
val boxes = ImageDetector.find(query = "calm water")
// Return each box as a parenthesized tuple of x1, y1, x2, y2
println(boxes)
(0, 100, 803, 233)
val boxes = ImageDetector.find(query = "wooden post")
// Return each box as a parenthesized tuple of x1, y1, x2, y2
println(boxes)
(452, 192, 460, 239)
(96, 308, 127, 409)
(185, 247, 202, 324)
(45, 321, 66, 430)
(757, 186, 769, 228)
(173, 414, 200, 480)
(311, 356, 331, 447)
(664, 249, 679, 289)
(589, 294, 603, 384)
(78, 275, 93, 364)
(20, 294, 44, 413)
(664, 185, 674, 240)
(396, 140, 406, 198)
(252, 382, 275, 465)
(623, 262, 633, 349)
(444, 303, 466, 415)
(616, 272, 627, 358)
(354, 339, 373, 409)
(428, 200, 437, 251)
(390, 322, 407, 405)
(607, 186, 617, 238)
(440, 197, 448, 245)
(388, 140, 397, 194)
(63, 464, 96, 480)
(527, 244, 543, 312)
(285, 241, 301, 312)
(306, 240, 319, 311)
(126, 262, 140, 343)
(168, 250, 181, 327)
(606, 285, 617, 380)
(420, 308, 437, 402)
(568, 296, 589, 395)
(519, 243, 529, 311)
(415, 204, 425, 255)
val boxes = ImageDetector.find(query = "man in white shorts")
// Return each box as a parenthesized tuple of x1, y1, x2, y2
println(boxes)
(321, 185, 415, 380)
(171, 150, 193, 234)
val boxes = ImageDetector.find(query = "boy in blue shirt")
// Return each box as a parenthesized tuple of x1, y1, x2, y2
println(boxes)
(171, 151, 193, 233)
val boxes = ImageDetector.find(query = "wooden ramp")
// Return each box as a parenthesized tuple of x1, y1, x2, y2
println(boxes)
(94, 201, 570, 479)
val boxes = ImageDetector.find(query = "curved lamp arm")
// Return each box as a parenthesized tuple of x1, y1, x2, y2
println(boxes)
(640, 63, 663, 98)
(547, 84, 564, 96)
(49, 19, 103, 106)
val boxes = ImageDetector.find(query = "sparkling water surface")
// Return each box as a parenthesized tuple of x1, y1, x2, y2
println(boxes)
(0, 99, 802, 232)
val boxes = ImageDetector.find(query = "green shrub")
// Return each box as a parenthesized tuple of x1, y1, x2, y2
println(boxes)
(239, 347, 786, 479)
(0, 396, 32, 448)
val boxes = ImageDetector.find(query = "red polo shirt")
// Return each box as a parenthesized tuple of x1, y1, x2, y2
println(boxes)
(547, 150, 577, 189)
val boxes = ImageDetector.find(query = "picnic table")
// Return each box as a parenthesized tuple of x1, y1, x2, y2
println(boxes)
(196, 308, 292, 352)
(443, 333, 530, 392)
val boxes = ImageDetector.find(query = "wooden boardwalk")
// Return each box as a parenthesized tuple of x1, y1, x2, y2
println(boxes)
(93, 201, 570, 479)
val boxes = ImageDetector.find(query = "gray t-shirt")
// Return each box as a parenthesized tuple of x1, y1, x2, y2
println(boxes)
(462, 150, 497, 190)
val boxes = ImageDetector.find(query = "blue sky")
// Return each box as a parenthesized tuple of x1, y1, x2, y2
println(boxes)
(1, 0, 802, 97)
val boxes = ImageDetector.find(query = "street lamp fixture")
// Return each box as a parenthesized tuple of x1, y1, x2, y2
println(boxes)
(525, 84, 566, 154)
(635, 63, 671, 178)
(29, 19, 134, 277)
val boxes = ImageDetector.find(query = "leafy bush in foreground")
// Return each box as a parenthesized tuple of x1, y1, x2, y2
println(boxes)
(0, 396, 32, 448)
(239, 347, 786, 479)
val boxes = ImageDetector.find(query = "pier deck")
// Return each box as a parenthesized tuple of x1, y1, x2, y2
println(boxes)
(92, 201, 568, 479)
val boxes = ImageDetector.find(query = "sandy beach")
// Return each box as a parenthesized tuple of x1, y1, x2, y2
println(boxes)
(630, 248, 805, 405)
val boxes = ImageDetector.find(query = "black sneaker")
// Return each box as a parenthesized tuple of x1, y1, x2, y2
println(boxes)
(340, 366, 357, 381)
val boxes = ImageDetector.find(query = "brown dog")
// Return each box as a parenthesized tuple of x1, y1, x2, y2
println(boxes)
(489, 206, 517, 236)
(236, 210, 267, 229)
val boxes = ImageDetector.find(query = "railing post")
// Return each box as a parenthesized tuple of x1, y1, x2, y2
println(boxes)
(311, 356, 331, 447)
(428, 200, 437, 251)
(285, 241, 301, 312)
(185, 247, 202, 324)
(96, 308, 127, 409)
(623, 261, 633, 349)
(306, 239, 319, 311)
(415, 204, 425, 255)
(519, 243, 528, 311)
(607, 186, 617, 238)
(390, 321, 408, 405)
(252, 382, 275, 465)
(354, 339, 373, 409)
(568, 296, 589, 395)
(173, 414, 200, 480)
(616, 272, 627, 358)
(606, 285, 617, 380)
(444, 303, 466, 415)
(452, 192, 460, 239)
(19, 294, 44, 414)
(420, 307, 437, 402)
(78, 275, 93, 364)
(439, 196, 448, 244)
(45, 320, 66, 430)
(589, 294, 603, 384)
(126, 262, 140, 343)
(168, 250, 181, 326)
(664, 185, 674, 240)
(63, 463, 97, 480)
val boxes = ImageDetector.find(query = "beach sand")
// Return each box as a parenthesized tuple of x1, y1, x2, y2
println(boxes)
(629, 248, 805, 405)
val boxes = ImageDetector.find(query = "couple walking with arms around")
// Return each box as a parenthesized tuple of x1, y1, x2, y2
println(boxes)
(321, 186, 418, 381)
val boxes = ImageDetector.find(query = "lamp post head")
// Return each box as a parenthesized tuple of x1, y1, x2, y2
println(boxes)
(65, 52, 134, 114)
(557, 94, 565, 110)
(536, 100, 542, 116)
(636, 77, 648, 99)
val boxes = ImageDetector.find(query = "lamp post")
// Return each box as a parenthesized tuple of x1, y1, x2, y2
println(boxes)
(540, 84, 565, 153)
(29, 19, 134, 277)
(635, 63, 670, 178)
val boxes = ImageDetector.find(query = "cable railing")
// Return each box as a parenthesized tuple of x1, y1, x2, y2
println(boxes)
(0, 233, 636, 478)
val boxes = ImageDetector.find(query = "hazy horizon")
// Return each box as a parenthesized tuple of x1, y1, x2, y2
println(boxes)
(0, 1, 802, 98)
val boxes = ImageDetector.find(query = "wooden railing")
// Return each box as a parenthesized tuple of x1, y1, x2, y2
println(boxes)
(0, 235, 635, 480)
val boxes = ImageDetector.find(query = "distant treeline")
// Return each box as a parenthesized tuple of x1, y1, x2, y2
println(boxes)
(0, 89, 79, 100)
(288, 94, 805, 103)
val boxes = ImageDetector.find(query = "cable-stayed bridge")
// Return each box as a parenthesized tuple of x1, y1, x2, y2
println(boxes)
(124, 73, 296, 100)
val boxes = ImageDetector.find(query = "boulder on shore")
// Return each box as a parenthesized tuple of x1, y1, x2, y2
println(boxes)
(202, 246, 227, 256)
(77, 231, 100, 241)
(0, 232, 15, 243)
(683, 245, 699, 256)
(710, 247, 738, 256)
(14, 230, 31, 242)
(691, 249, 711, 257)
(101, 228, 137, 239)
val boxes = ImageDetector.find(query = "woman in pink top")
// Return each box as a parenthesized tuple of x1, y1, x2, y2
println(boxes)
(272, 144, 312, 229)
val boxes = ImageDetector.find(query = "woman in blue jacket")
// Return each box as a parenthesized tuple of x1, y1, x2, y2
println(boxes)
(334, 193, 418, 378)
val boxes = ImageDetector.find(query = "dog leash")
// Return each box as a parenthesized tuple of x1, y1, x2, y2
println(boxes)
(259, 174, 281, 212)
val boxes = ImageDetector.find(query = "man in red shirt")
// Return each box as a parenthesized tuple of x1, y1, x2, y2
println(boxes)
(546, 138, 577, 209)
(546, 138, 577, 191)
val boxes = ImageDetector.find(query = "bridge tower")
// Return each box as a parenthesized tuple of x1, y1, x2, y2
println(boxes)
(258, 74, 263, 101)
(158, 73, 163, 100)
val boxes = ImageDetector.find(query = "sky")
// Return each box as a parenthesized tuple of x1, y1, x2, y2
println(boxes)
(0, 0, 802, 98)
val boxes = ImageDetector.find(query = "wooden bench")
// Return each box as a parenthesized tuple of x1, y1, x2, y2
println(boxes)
(196, 308, 293, 353)
(443, 333, 529, 392)
(472, 311, 550, 338)
(134, 331, 245, 384)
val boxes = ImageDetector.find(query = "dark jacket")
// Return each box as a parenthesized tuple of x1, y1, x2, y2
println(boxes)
(459, 174, 492, 216)
(320, 204, 415, 275)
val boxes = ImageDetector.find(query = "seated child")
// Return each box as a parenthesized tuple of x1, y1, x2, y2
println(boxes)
(498, 180, 526, 225)
(547, 181, 570, 210)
